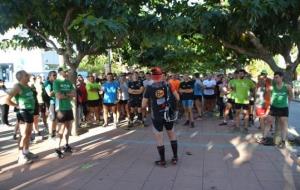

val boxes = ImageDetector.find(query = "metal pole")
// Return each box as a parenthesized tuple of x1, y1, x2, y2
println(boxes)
(105, 48, 112, 74)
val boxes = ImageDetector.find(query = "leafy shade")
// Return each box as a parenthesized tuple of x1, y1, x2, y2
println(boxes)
(187, 0, 300, 82)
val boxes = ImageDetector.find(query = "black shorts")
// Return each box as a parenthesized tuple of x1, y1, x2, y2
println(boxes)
(152, 118, 174, 132)
(17, 109, 34, 123)
(103, 103, 116, 107)
(56, 110, 74, 123)
(203, 95, 216, 99)
(33, 103, 39, 116)
(118, 100, 128, 105)
(194, 95, 203, 101)
(270, 106, 289, 117)
(87, 100, 100, 107)
(128, 97, 142, 108)
(39, 103, 46, 113)
(227, 98, 235, 105)
(235, 103, 249, 110)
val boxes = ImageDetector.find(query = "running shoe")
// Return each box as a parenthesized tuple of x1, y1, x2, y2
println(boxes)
(277, 141, 286, 149)
(242, 128, 249, 134)
(63, 145, 73, 153)
(18, 154, 33, 165)
(184, 120, 190, 126)
(155, 160, 166, 167)
(55, 149, 64, 159)
(27, 152, 39, 159)
(219, 122, 227, 126)
(13, 134, 17, 140)
(171, 157, 178, 165)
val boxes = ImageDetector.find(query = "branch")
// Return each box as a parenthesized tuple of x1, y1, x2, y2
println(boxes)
(245, 31, 271, 57)
(221, 40, 260, 58)
(74, 52, 85, 67)
(84, 46, 104, 56)
(222, 40, 280, 72)
(63, 7, 76, 57)
(24, 24, 63, 54)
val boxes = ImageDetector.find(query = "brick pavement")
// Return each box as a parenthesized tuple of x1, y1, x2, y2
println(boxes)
(0, 116, 300, 190)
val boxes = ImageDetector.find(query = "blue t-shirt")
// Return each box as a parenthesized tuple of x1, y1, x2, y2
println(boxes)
(102, 81, 120, 104)
(194, 79, 203, 96)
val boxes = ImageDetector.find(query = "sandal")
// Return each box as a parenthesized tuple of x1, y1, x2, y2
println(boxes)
(171, 157, 178, 165)
(155, 160, 166, 167)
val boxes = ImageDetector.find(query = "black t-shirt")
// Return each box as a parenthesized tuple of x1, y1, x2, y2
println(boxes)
(144, 82, 173, 119)
(216, 80, 222, 97)
(179, 81, 194, 100)
(128, 80, 143, 98)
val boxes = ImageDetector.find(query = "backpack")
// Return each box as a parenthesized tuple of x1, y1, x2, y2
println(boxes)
(163, 82, 178, 122)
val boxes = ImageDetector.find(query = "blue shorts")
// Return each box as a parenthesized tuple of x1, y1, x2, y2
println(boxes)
(182, 100, 194, 108)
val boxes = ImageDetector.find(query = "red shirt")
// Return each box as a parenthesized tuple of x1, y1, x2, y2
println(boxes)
(77, 83, 87, 103)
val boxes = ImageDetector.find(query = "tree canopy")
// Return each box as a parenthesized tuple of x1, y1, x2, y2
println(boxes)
(186, 0, 300, 81)
(0, 0, 300, 81)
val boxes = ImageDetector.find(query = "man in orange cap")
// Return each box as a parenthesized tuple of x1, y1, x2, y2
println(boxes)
(142, 67, 180, 167)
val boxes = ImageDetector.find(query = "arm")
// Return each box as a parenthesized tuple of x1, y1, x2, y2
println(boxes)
(184, 88, 193, 93)
(53, 80, 66, 100)
(141, 98, 149, 109)
(287, 85, 294, 102)
(5, 84, 20, 107)
(45, 84, 55, 97)
(172, 90, 180, 101)
(179, 88, 185, 93)
(66, 90, 76, 99)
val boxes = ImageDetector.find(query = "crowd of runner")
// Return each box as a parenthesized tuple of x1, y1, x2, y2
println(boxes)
(0, 67, 293, 166)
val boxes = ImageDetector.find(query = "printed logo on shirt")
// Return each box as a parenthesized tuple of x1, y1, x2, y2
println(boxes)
(155, 89, 165, 99)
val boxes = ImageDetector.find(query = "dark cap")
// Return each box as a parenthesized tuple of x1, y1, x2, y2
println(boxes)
(260, 69, 268, 75)
(151, 67, 162, 75)
(58, 67, 69, 73)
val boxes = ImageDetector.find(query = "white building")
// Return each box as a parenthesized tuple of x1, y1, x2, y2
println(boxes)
(0, 49, 62, 87)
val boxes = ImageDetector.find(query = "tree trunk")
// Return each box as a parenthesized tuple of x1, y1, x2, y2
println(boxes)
(69, 66, 78, 136)
(63, 54, 79, 136)
(285, 66, 296, 85)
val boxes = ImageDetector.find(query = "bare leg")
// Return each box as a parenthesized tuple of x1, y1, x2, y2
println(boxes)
(24, 123, 33, 151)
(33, 115, 39, 134)
(95, 106, 100, 121)
(154, 131, 164, 146)
(195, 99, 202, 118)
(188, 108, 194, 122)
(184, 107, 189, 122)
(103, 106, 109, 125)
(280, 117, 288, 142)
(243, 109, 249, 129)
(112, 106, 117, 124)
(235, 109, 241, 129)
(57, 124, 66, 149)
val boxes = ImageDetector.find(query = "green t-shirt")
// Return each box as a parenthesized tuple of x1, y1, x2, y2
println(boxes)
(271, 83, 289, 108)
(53, 78, 74, 111)
(86, 82, 100, 101)
(232, 79, 255, 104)
(228, 79, 237, 99)
(15, 84, 36, 110)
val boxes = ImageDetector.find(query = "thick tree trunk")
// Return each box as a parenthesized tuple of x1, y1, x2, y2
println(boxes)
(63, 54, 79, 136)
(69, 66, 78, 136)
(285, 66, 296, 85)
